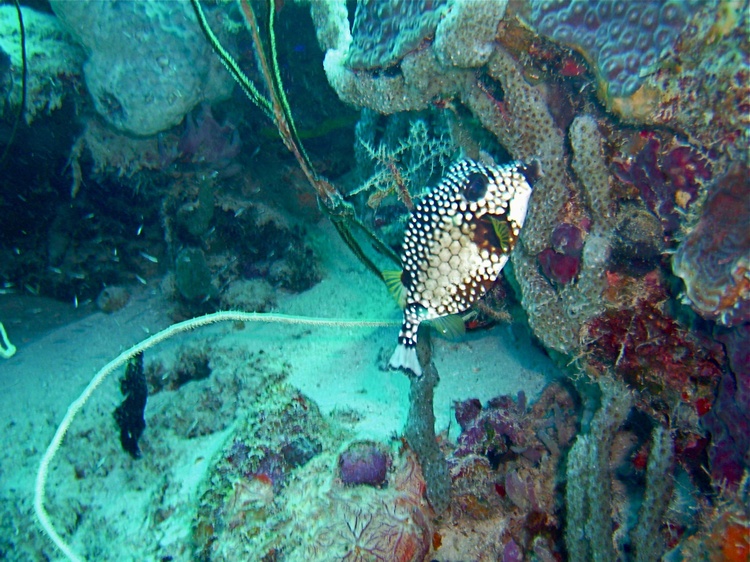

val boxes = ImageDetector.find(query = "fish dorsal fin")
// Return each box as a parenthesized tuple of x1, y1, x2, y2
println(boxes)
(383, 270, 407, 309)
(430, 313, 466, 340)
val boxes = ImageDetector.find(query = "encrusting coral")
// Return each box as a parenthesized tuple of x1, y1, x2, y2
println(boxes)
(672, 162, 750, 327)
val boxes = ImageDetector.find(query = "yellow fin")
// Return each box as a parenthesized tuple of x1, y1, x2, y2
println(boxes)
(430, 314, 466, 340)
(489, 216, 512, 253)
(383, 270, 406, 308)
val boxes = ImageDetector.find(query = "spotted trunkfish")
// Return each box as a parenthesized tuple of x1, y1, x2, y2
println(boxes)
(387, 158, 539, 376)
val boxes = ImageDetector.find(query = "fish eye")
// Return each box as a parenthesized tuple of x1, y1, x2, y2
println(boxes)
(463, 172, 488, 202)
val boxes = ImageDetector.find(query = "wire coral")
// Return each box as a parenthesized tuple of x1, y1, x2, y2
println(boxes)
(0, 321, 16, 359)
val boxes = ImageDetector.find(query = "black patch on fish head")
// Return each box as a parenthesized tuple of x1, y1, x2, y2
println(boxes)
(401, 269, 414, 289)
(518, 159, 542, 187)
(463, 172, 488, 202)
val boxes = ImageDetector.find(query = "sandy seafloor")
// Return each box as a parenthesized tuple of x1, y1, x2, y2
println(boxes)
(0, 219, 560, 561)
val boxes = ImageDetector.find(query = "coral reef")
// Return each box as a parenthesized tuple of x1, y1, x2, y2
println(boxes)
(309, 0, 748, 555)
(676, 475, 750, 561)
(607, 0, 749, 150)
(585, 271, 723, 416)
(162, 172, 322, 316)
(312, 0, 747, 359)
(15, 0, 750, 559)
(565, 378, 680, 561)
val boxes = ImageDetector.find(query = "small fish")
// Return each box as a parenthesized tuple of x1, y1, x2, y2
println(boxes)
(387, 158, 539, 376)
(139, 251, 159, 264)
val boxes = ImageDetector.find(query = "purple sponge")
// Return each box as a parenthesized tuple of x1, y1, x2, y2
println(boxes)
(338, 441, 391, 487)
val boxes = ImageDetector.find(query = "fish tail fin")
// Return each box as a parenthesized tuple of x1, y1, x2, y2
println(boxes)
(388, 343, 422, 377)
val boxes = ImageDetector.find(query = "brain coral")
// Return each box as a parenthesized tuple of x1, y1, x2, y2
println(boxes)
(346, 0, 448, 70)
(530, 0, 702, 99)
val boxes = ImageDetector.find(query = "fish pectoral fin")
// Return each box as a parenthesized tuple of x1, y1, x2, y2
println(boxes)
(430, 313, 466, 340)
(487, 215, 513, 254)
(383, 269, 407, 309)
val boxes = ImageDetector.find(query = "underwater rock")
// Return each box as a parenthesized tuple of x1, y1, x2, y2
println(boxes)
(174, 247, 215, 303)
(338, 440, 391, 487)
(0, 5, 85, 122)
(95, 285, 130, 313)
(219, 279, 277, 313)
(50, 0, 232, 135)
